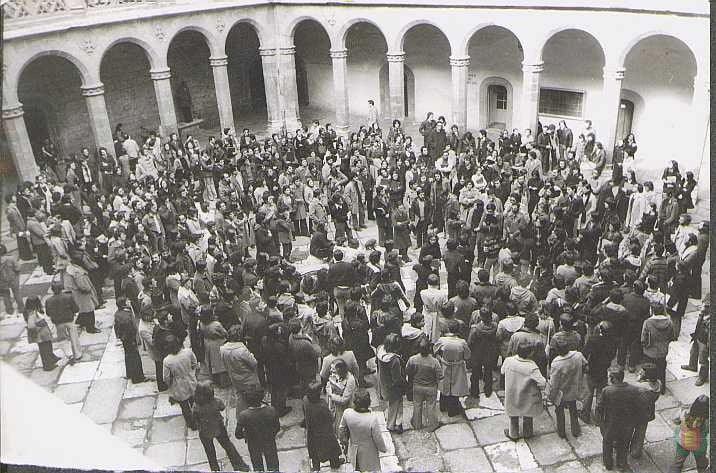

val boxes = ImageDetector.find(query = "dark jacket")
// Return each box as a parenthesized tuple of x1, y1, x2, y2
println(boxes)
(289, 333, 321, 381)
(467, 320, 498, 366)
(581, 333, 617, 383)
(327, 261, 359, 288)
(622, 292, 651, 335)
(376, 347, 404, 401)
(193, 398, 228, 438)
(45, 292, 79, 325)
(302, 398, 343, 461)
(236, 405, 280, 450)
(598, 381, 641, 439)
(114, 308, 137, 344)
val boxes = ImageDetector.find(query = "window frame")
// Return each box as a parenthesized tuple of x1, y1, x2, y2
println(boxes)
(538, 86, 586, 120)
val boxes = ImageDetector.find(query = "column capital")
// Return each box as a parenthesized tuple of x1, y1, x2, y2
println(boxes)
(81, 83, 105, 97)
(259, 47, 277, 57)
(150, 68, 172, 80)
(277, 46, 296, 56)
(449, 56, 470, 67)
(2, 104, 24, 119)
(602, 67, 626, 80)
(329, 48, 349, 60)
(209, 56, 229, 67)
(522, 62, 544, 73)
(386, 52, 405, 63)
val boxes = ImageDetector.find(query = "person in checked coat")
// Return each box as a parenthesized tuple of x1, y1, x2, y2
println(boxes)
(339, 389, 387, 471)
(502, 342, 547, 440)
(434, 319, 471, 418)
(546, 339, 587, 439)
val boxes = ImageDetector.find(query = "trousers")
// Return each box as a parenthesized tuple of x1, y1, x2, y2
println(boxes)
(411, 385, 438, 430)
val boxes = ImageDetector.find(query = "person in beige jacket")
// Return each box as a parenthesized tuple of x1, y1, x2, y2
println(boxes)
(339, 390, 387, 471)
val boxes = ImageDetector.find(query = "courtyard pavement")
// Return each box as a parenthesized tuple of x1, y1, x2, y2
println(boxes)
(0, 217, 709, 473)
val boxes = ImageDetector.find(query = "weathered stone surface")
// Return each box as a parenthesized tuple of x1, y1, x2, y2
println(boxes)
(79, 328, 111, 347)
(393, 428, 438, 459)
(544, 460, 589, 473)
(144, 440, 187, 467)
(645, 416, 676, 443)
(29, 366, 62, 387)
(81, 377, 127, 424)
(405, 454, 444, 472)
(380, 455, 402, 472)
(53, 381, 90, 404)
(277, 448, 310, 472)
(655, 392, 680, 411)
(57, 360, 100, 384)
(0, 340, 15, 355)
(644, 439, 696, 471)
(124, 380, 159, 399)
(444, 447, 493, 472)
(667, 377, 710, 406)
(112, 418, 150, 448)
(276, 425, 306, 450)
(0, 320, 27, 340)
(484, 440, 538, 472)
(436, 422, 478, 450)
(527, 432, 576, 465)
(186, 437, 226, 465)
(6, 351, 38, 372)
(471, 414, 509, 445)
(118, 396, 156, 419)
(532, 410, 557, 435)
(380, 430, 396, 457)
(567, 423, 603, 459)
(154, 393, 183, 417)
(149, 415, 188, 443)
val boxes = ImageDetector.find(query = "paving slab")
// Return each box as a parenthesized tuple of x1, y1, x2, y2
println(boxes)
(655, 392, 681, 411)
(484, 440, 539, 472)
(186, 437, 226, 465)
(405, 453, 444, 472)
(8, 338, 38, 354)
(112, 418, 150, 448)
(667, 377, 710, 406)
(276, 424, 306, 450)
(0, 322, 25, 340)
(29, 366, 63, 387)
(644, 439, 695, 472)
(527, 432, 577, 466)
(0, 340, 15, 355)
(380, 455, 402, 472)
(81, 377, 127, 424)
(144, 440, 187, 467)
(435, 422, 478, 450)
(646, 416, 677, 443)
(393, 428, 438, 459)
(532, 410, 558, 435)
(124, 380, 160, 399)
(544, 460, 590, 473)
(472, 414, 510, 445)
(57, 360, 99, 384)
(118, 396, 157, 420)
(79, 329, 111, 347)
(567, 423, 603, 459)
(628, 450, 662, 473)
(444, 446, 494, 472)
(96, 358, 127, 379)
(149, 415, 188, 443)
(277, 448, 310, 472)
(380, 430, 396, 457)
(154, 393, 183, 417)
(53, 381, 91, 404)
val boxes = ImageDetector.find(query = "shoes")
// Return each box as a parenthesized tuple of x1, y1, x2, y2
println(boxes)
(86, 327, 101, 334)
(388, 426, 403, 434)
(503, 429, 520, 441)
(695, 378, 706, 386)
(681, 365, 698, 372)
(234, 462, 250, 472)
(43, 363, 57, 372)
(557, 431, 567, 439)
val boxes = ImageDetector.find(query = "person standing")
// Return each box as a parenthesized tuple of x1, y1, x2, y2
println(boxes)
(376, 333, 405, 433)
(63, 255, 100, 333)
(467, 307, 498, 398)
(338, 390, 387, 472)
(5, 194, 32, 261)
(367, 100, 380, 130)
(45, 279, 82, 364)
(163, 334, 198, 430)
(24, 296, 60, 371)
(670, 395, 710, 473)
(405, 337, 443, 431)
(220, 326, 260, 433)
(113, 296, 147, 384)
(0, 244, 24, 316)
(546, 340, 587, 439)
(326, 359, 357, 434)
(192, 381, 250, 471)
(26, 210, 54, 275)
(261, 323, 293, 417)
(681, 293, 710, 386)
(641, 303, 674, 394)
(434, 319, 471, 418)
(236, 388, 281, 472)
(597, 367, 640, 471)
(303, 382, 344, 471)
(502, 342, 546, 440)
(580, 321, 617, 424)
(630, 363, 661, 459)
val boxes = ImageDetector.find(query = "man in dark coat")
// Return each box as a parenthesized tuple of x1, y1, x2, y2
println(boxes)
(236, 388, 281, 471)
(309, 223, 334, 260)
(620, 280, 651, 371)
(597, 367, 641, 471)
(113, 296, 147, 384)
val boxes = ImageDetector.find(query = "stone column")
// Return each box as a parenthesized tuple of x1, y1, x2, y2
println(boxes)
(387, 52, 405, 119)
(81, 83, 115, 153)
(330, 48, 350, 135)
(450, 56, 470, 130)
(520, 61, 543, 134)
(149, 67, 178, 137)
(2, 104, 39, 180)
(259, 48, 283, 133)
(691, 74, 710, 171)
(277, 46, 302, 131)
(209, 55, 235, 133)
(601, 67, 625, 158)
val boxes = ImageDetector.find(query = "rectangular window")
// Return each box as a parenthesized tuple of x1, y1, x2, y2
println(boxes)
(496, 91, 507, 110)
(539, 88, 584, 118)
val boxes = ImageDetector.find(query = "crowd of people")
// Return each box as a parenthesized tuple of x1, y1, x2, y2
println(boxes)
(1, 104, 709, 472)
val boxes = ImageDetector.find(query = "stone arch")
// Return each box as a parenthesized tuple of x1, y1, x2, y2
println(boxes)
(287, 16, 333, 46)
(100, 37, 160, 72)
(223, 18, 266, 50)
(479, 76, 514, 130)
(338, 18, 388, 49)
(167, 25, 221, 59)
(536, 27, 606, 64)
(15, 50, 90, 102)
(459, 23, 524, 58)
(618, 32, 699, 75)
(394, 19, 453, 54)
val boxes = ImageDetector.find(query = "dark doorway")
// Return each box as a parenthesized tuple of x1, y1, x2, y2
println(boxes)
(24, 104, 54, 158)
(616, 99, 634, 142)
(249, 59, 266, 110)
(296, 56, 309, 107)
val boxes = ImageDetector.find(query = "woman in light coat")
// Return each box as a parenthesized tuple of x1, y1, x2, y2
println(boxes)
(25, 296, 60, 371)
(502, 342, 547, 440)
(434, 319, 471, 417)
(163, 334, 198, 429)
(339, 390, 387, 471)
(63, 257, 100, 333)
(198, 306, 229, 387)
(546, 340, 588, 439)
(326, 359, 357, 434)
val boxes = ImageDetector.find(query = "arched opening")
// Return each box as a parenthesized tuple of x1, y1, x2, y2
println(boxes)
(540, 29, 605, 133)
(18, 55, 92, 165)
(168, 30, 218, 129)
(379, 64, 415, 120)
(226, 22, 266, 126)
(101, 42, 160, 141)
(466, 26, 523, 131)
(345, 21, 388, 124)
(402, 23, 451, 122)
(293, 19, 332, 124)
(622, 35, 697, 169)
